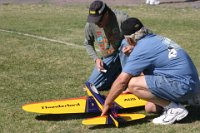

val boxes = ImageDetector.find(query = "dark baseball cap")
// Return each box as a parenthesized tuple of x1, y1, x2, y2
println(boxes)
(121, 17, 144, 35)
(87, 0, 108, 23)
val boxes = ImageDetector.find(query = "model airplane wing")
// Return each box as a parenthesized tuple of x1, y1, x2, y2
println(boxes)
(22, 91, 146, 114)
(115, 93, 147, 108)
(22, 96, 100, 114)
(22, 82, 146, 115)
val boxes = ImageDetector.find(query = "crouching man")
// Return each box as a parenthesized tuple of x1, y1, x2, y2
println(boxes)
(101, 17, 200, 125)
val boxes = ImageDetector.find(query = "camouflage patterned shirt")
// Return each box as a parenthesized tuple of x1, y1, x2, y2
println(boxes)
(84, 9, 129, 61)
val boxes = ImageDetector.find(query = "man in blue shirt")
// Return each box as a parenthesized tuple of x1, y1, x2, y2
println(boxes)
(101, 18, 200, 125)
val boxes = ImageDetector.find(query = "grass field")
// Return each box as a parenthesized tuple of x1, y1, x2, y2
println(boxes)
(0, 3, 200, 133)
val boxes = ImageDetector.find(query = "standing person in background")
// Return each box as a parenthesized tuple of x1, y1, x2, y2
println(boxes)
(101, 17, 200, 125)
(146, 0, 160, 5)
(84, 0, 132, 91)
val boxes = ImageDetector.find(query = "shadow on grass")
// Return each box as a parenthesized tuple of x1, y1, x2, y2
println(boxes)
(178, 106, 200, 124)
(35, 112, 101, 121)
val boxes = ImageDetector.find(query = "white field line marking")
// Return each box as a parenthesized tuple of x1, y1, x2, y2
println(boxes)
(0, 28, 84, 49)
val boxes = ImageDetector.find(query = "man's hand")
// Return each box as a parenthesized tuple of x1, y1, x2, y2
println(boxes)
(122, 45, 134, 55)
(95, 58, 104, 70)
(101, 103, 111, 116)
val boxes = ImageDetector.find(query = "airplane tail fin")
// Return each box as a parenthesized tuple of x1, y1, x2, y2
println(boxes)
(118, 113, 146, 121)
(84, 82, 146, 127)
(82, 114, 121, 127)
(82, 115, 108, 125)
(82, 113, 145, 127)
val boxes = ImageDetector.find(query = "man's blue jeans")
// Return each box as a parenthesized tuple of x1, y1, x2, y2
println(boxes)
(87, 41, 129, 90)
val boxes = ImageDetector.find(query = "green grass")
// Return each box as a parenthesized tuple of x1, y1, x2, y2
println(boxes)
(0, 3, 200, 133)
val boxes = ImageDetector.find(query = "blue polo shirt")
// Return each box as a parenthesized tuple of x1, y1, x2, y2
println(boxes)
(123, 34, 199, 87)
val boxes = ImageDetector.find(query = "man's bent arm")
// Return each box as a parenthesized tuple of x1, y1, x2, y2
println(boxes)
(101, 72, 132, 115)
(84, 23, 99, 61)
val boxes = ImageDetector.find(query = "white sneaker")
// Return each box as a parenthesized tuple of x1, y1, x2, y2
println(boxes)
(152, 102, 188, 125)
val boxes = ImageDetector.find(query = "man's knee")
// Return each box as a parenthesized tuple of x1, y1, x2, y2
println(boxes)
(127, 86, 140, 94)
(145, 102, 163, 113)
(128, 76, 148, 89)
(128, 77, 139, 88)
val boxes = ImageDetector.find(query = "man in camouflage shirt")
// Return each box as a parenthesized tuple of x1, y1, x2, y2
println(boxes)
(84, 0, 132, 90)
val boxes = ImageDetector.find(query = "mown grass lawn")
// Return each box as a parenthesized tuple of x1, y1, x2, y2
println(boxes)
(0, 3, 200, 133)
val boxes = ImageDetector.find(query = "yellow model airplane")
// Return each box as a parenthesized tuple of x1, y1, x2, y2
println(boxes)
(22, 82, 146, 127)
